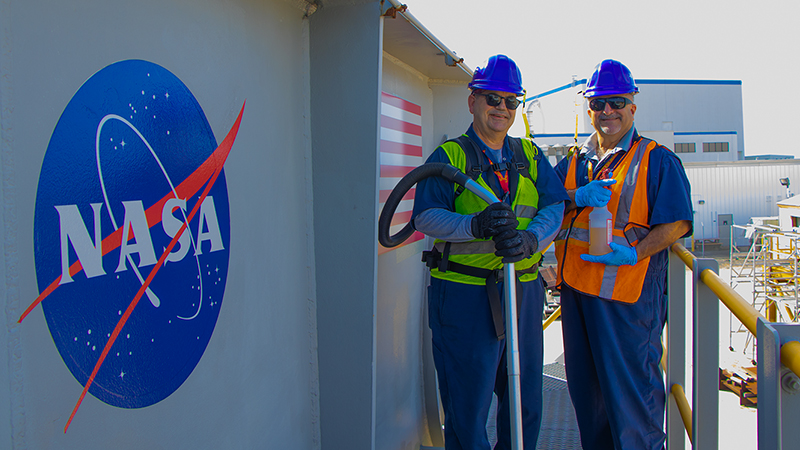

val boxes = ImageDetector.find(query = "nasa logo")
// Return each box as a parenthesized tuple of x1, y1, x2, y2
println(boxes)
(28, 60, 243, 424)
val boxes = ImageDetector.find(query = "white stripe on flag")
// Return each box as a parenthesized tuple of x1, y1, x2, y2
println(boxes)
(380, 177, 405, 190)
(381, 127, 423, 147)
(380, 152, 423, 167)
(380, 199, 414, 213)
(381, 103, 422, 126)
(389, 223, 412, 235)
(393, 199, 414, 213)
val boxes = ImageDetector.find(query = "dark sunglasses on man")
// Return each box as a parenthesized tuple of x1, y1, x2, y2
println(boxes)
(473, 92, 522, 110)
(588, 97, 634, 112)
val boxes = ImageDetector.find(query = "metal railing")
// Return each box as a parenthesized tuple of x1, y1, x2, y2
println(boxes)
(542, 306, 560, 331)
(667, 242, 800, 449)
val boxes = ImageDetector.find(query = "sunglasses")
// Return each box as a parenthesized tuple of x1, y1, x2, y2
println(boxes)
(588, 97, 634, 111)
(474, 92, 522, 110)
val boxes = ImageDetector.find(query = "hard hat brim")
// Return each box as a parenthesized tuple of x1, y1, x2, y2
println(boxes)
(468, 81, 524, 96)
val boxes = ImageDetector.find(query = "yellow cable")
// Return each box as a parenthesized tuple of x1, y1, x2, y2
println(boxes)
(573, 89, 582, 147)
(574, 111, 579, 147)
(521, 89, 532, 139)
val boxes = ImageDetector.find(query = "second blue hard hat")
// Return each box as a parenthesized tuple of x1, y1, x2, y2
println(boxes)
(468, 55, 524, 96)
(584, 59, 638, 98)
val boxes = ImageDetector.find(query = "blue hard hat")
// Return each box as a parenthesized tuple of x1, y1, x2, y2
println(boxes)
(583, 59, 638, 98)
(469, 55, 524, 96)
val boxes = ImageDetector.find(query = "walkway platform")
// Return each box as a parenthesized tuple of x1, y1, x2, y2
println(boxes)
(538, 362, 582, 449)
(422, 362, 582, 450)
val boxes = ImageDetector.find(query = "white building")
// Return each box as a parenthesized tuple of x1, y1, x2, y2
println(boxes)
(526, 78, 745, 165)
(684, 160, 800, 244)
(778, 195, 800, 230)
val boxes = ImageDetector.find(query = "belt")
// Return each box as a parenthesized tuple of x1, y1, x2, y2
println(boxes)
(422, 242, 538, 340)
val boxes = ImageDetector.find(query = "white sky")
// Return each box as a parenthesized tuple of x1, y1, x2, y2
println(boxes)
(407, 0, 800, 156)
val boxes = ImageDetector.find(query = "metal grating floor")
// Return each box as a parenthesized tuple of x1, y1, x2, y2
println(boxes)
(484, 362, 581, 449)
(426, 362, 582, 450)
(538, 363, 582, 449)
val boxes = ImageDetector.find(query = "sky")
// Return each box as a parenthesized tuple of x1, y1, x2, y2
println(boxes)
(407, 0, 800, 156)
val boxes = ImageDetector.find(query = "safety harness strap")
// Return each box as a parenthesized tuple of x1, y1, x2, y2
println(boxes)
(486, 270, 507, 341)
(422, 245, 537, 340)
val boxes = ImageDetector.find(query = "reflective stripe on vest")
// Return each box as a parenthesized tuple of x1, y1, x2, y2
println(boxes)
(554, 137, 656, 303)
(429, 137, 541, 285)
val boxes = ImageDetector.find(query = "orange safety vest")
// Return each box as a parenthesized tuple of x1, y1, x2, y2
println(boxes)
(554, 137, 657, 303)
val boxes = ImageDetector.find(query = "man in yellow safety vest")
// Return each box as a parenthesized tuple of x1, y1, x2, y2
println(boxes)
(412, 54, 569, 449)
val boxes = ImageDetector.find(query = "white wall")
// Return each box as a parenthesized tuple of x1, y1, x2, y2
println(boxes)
(685, 161, 800, 244)
(375, 55, 436, 449)
(635, 81, 744, 161)
(375, 48, 474, 448)
(1, 1, 320, 448)
(778, 205, 800, 231)
(671, 133, 738, 163)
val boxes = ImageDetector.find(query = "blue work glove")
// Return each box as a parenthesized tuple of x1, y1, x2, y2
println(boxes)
(580, 242, 638, 266)
(493, 229, 538, 263)
(471, 203, 518, 239)
(574, 178, 617, 207)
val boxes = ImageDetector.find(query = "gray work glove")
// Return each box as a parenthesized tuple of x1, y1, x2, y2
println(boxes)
(471, 203, 518, 239)
(493, 229, 538, 263)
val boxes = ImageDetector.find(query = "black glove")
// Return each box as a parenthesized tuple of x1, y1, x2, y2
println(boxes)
(493, 229, 538, 263)
(471, 202, 518, 239)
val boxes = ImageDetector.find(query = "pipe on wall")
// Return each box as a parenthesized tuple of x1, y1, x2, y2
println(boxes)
(383, 0, 474, 78)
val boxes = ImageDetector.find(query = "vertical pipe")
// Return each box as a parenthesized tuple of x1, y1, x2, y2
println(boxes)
(667, 251, 687, 450)
(461, 178, 523, 449)
(693, 258, 719, 449)
(757, 318, 782, 449)
(504, 265, 523, 449)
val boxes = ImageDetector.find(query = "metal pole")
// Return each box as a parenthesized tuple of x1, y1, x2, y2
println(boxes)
(503, 264, 524, 448)
(667, 250, 687, 449)
(461, 178, 524, 450)
(692, 258, 719, 450)
(758, 317, 782, 450)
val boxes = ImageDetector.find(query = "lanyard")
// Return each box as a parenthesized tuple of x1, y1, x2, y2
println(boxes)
(483, 150, 510, 194)
(588, 151, 621, 181)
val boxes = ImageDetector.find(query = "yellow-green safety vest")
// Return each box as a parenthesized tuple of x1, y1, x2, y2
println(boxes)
(430, 136, 542, 285)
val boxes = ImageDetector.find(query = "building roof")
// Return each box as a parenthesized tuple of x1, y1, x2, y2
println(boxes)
(745, 154, 795, 160)
(684, 159, 800, 168)
(382, 3, 473, 82)
(778, 195, 800, 207)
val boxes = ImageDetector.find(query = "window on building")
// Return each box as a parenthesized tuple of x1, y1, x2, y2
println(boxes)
(793, 216, 800, 228)
(674, 143, 696, 153)
(703, 142, 729, 153)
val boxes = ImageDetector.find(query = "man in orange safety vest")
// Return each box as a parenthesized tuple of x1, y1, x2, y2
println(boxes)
(554, 59, 692, 450)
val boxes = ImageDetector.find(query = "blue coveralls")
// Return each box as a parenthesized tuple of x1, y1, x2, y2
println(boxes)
(413, 125, 569, 449)
(554, 128, 693, 450)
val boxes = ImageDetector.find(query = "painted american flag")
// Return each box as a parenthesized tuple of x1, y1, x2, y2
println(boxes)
(379, 92, 425, 255)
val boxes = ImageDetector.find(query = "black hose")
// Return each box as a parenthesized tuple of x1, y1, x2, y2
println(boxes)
(378, 162, 469, 248)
